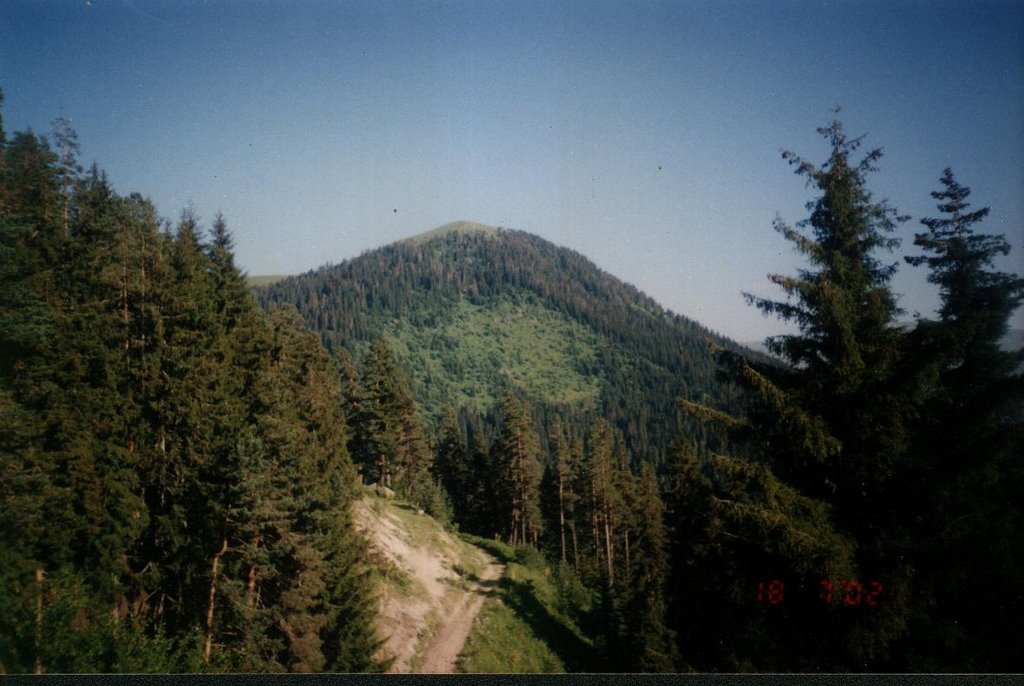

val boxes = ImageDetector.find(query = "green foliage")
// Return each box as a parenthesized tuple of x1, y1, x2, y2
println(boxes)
(494, 389, 545, 547)
(256, 223, 752, 466)
(552, 562, 594, 623)
(456, 536, 598, 673)
(380, 294, 604, 415)
(672, 120, 1024, 671)
(0, 106, 380, 673)
(456, 594, 566, 673)
(673, 118, 909, 670)
(350, 337, 434, 499)
(896, 168, 1024, 669)
(406, 477, 455, 527)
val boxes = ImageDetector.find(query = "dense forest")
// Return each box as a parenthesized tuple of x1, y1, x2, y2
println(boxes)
(2, 93, 1022, 673)
(256, 221, 758, 467)
(0, 96, 380, 672)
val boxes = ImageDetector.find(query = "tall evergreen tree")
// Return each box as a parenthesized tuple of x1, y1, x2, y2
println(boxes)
(584, 420, 621, 585)
(50, 117, 80, 236)
(618, 462, 677, 672)
(675, 118, 913, 669)
(543, 417, 577, 565)
(434, 407, 471, 519)
(494, 389, 544, 547)
(347, 338, 445, 516)
(899, 168, 1024, 669)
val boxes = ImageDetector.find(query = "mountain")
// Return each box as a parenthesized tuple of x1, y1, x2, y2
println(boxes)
(255, 221, 753, 464)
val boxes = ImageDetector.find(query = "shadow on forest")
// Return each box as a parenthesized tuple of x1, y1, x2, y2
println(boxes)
(457, 533, 602, 670)
(498, 575, 601, 672)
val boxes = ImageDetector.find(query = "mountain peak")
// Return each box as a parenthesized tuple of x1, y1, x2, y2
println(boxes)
(405, 220, 498, 244)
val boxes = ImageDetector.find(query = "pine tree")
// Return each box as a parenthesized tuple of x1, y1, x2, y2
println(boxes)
(545, 417, 574, 564)
(50, 117, 80, 236)
(334, 347, 361, 427)
(674, 118, 914, 669)
(434, 407, 471, 520)
(352, 338, 403, 489)
(494, 389, 544, 547)
(584, 419, 621, 585)
(619, 462, 677, 672)
(900, 168, 1024, 669)
(461, 410, 497, 536)
(0, 105, 382, 671)
(3, 130, 60, 230)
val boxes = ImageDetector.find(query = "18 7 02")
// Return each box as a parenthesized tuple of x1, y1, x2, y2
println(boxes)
(756, 579, 883, 608)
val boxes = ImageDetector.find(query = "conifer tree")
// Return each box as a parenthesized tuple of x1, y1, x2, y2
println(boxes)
(900, 168, 1024, 668)
(545, 417, 574, 564)
(334, 348, 361, 425)
(3, 130, 60, 230)
(494, 389, 544, 547)
(460, 410, 497, 536)
(353, 338, 403, 489)
(0, 106, 382, 671)
(675, 118, 912, 668)
(434, 407, 472, 519)
(50, 117, 80, 236)
(585, 420, 621, 584)
(618, 462, 677, 672)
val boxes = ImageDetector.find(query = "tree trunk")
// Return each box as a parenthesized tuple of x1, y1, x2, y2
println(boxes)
(557, 468, 567, 563)
(603, 510, 614, 585)
(34, 569, 44, 675)
(623, 529, 631, 584)
(570, 522, 580, 571)
(121, 237, 130, 371)
(204, 535, 229, 664)
(246, 536, 260, 608)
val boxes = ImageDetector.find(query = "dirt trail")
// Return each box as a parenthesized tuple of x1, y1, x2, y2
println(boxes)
(352, 497, 504, 673)
(417, 559, 504, 673)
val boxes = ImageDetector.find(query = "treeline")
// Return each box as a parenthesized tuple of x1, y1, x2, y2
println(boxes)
(0, 99, 380, 672)
(669, 120, 1023, 671)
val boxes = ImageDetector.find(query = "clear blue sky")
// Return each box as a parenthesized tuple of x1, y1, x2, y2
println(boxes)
(2, 0, 1022, 342)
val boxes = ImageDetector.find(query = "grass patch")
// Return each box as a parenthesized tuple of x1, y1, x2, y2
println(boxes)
(404, 221, 498, 245)
(246, 274, 288, 287)
(457, 595, 566, 673)
(367, 554, 413, 595)
(361, 292, 603, 422)
(456, 535, 598, 673)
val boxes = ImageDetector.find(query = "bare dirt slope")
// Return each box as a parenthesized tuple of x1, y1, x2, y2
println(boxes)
(352, 495, 504, 673)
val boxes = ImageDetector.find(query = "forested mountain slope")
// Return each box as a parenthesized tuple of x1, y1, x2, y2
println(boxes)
(256, 221, 753, 464)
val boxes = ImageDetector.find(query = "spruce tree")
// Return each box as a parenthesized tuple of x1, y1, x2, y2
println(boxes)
(434, 407, 471, 521)
(494, 389, 544, 547)
(619, 462, 677, 672)
(900, 168, 1024, 669)
(353, 338, 405, 490)
(675, 118, 912, 669)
